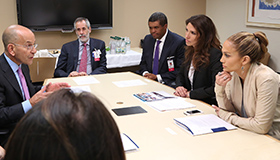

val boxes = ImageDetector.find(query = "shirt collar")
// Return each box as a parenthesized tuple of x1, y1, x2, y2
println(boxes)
(4, 53, 21, 72)
(157, 29, 168, 43)
(79, 39, 90, 46)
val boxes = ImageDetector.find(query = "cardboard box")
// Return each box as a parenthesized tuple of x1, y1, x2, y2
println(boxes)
(29, 57, 57, 82)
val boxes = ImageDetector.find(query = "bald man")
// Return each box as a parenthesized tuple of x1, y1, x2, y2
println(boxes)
(0, 25, 70, 147)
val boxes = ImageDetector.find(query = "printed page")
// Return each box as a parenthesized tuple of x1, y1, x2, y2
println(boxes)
(73, 76, 100, 85)
(147, 98, 195, 111)
(134, 91, 195, 111)
(69, 86, 91, 93)
(133, 91, 175, 102)
(113, 79, 147, 87)
(174, 114, 237, 135)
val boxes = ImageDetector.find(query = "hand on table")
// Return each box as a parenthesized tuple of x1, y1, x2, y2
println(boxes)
(144, 73, 157, 80)
(68, 71, 88, 77)
(174, 86, 190, 98)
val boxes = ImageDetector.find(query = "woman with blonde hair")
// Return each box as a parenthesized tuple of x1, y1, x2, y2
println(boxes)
(213, 31, 280, 139)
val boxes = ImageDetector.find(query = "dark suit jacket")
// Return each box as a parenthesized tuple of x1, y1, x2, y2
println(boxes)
(138, 30, 185, 87)
(0, 54, 41, 146)
(54, 38, 107, 77)
(175, 47, 223, 105)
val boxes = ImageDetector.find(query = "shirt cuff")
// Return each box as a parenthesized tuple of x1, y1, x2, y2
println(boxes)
(22, 100, 32, 113)
(142, 71, 149, 76)
(157, 74, 164, 83)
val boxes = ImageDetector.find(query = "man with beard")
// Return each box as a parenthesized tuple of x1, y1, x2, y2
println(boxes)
(54, 17, 107, 77)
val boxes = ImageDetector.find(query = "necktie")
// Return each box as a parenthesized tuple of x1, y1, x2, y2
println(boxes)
(79, 43, 87, 73)
(153, 40, 161, 75)
(17, 67, 30, 100)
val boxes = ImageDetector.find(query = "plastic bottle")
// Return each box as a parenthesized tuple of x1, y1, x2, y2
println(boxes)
(115, 36, 122, 53)
(121, 38, 127, 54)
(124, 37, 131, 51)
(109, 36, 116, 54)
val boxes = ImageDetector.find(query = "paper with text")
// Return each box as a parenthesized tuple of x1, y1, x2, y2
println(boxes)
(174, 114, 237, 136)
(134, 91, 195, 111)
(69, 86, 91, 93)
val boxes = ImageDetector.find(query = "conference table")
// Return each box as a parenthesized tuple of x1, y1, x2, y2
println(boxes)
(45, 72, 280, 160)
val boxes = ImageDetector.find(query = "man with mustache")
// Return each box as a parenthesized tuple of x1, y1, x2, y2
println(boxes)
(137, 12, 185, 88)
(54, 17, 107, 77)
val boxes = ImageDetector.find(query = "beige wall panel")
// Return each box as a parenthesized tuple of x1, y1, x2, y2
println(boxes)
(0, 0, 205, 52)
(206, 0, 280, 71)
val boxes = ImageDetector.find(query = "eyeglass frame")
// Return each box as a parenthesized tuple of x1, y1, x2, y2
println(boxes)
(12, 43, 38, 50)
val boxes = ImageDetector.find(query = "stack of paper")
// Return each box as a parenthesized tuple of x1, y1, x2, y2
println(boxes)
(174, 114, 237, 135)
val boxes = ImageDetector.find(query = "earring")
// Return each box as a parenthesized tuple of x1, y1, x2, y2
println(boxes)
(241, 66, 244, 74)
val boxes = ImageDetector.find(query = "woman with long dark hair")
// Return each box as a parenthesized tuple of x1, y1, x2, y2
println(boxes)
(174, 15, 222, 105)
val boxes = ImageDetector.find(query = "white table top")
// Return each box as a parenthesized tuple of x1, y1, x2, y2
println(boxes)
(45, 72, 280, 160)
(36, 47, 142, 69)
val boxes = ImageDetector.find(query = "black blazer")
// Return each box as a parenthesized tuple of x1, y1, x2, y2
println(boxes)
(175, 47, 223, 105)
(54, 38, 107, 77)
(0, 54, 41, 146)
(138, 30, 185, 87)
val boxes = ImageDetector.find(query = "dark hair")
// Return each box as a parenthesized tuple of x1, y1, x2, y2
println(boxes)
(227, 31, 268, 63)
(148, 12, 168, 26)
(5, 89, 125, 160)
(184, 14, 221, 70)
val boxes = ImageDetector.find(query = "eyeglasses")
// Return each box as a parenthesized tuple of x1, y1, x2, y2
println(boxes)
(13, 43, 38, 50)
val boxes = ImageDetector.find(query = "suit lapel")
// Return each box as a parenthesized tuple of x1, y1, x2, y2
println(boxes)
(158, 32, 172, 71)
(147, 38, 156, 71)
(73, 40, 80, 71)
(90, 38, 95, 67)
(0, 55, 23, 98)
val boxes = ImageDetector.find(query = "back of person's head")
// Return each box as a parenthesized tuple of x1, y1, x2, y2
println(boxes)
(148, 12, 168, 26)
(4, 89, 126, 160)
(185, 14, 220, 50)
(227, 31, 268, 64)
(74, 17, 91, 29)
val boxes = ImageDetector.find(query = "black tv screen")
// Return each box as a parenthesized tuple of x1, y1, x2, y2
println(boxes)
(16, 0, 112, 32)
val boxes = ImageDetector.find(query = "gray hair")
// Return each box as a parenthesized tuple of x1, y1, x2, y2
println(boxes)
(73, 17, 91, 29)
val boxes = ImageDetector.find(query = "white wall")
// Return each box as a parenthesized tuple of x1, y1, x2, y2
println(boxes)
(206, 0, 280, 72)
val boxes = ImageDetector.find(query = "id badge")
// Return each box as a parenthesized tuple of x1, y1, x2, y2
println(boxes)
(167, 59, 174, 71)
(93, 50, 101, 61)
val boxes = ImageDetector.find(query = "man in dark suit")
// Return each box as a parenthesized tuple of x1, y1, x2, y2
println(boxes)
(54, 17, 107, 77)
(138, 12, 185, 87)
(0, 25, 70, 147)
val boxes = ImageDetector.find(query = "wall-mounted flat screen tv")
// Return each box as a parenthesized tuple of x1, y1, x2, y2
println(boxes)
(17, 0, 112, 32)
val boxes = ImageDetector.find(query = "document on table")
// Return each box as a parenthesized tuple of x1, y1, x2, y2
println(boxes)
(121, 133, 139, 152)
(73, 76, 100, 85)
(134, 91, 195, 111)
(113, 79, 147, 87)
(174, 114, 237, 136)
(69, 86, 91, 93)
